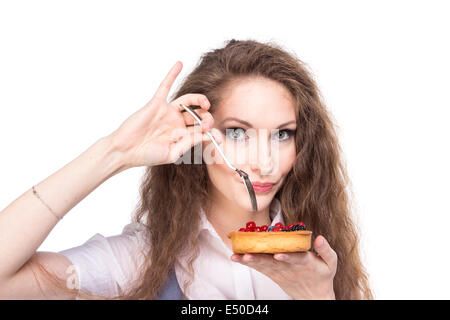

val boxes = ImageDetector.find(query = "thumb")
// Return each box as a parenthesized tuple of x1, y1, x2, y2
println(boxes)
(314, 235, 338, 272)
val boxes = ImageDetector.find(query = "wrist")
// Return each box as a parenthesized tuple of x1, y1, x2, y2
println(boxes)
(95, 135, 129, 179)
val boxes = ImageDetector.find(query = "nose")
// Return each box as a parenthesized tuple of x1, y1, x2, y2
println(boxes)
(249, 132, 274, 175)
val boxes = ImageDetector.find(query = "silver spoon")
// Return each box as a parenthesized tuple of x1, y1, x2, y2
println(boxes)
(179, 104, 258, 212)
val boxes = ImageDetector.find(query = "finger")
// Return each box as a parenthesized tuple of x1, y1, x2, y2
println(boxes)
(181, 108, 215, 131)
(169, 126, 222, 146)
(231, 254, 242, 262)
(168, 127, 212, 161)
(154, 61, 183, 100)
(273, 251, 310, 265)
(170, 93, 211, 112)
(232, 253, 283, 274)
(313, 235, 338, 271)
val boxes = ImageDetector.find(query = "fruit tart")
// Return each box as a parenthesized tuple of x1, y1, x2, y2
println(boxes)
(227, 221, 312, 254)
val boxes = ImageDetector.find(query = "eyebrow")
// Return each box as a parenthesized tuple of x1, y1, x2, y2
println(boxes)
(218, 117, 296, 129)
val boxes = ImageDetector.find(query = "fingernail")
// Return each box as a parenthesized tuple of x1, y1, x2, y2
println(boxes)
(275, 254, 286, 261)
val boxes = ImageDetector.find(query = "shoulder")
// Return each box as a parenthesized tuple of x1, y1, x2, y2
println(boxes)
(105, 222, 151, 267)
(71, 222, 150, 259)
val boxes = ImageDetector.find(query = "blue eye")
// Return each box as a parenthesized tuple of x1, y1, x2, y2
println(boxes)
(224, 127, 248, 141)
(274, 129, 296, 142)
(223, 127, 296, 142)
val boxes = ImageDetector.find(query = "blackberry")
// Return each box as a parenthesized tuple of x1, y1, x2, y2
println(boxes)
(290, 225, 307, 231)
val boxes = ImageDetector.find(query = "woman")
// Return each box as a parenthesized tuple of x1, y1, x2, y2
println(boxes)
(0, 39, 372, 299)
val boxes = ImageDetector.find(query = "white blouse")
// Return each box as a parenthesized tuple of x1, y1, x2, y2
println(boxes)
(58, 197, 292, 300)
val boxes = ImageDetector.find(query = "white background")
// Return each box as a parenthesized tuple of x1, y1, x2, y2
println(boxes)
(1, 0, 449, 299)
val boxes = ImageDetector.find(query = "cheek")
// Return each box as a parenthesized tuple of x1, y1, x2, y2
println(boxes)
(202, 137, 247, 166)
(205, 161, 237, 198)
(203, 141, 236, 185)
(277, 145, 297, 174)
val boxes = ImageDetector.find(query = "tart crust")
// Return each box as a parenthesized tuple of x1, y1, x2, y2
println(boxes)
(227, 230, 312, 254)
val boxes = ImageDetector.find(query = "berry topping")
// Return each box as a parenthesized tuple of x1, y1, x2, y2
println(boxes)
(274, 222, 284, 228)
(291, 224, 307, 231)
(238, 221, 307, 232)
(246, 221, 256, 230)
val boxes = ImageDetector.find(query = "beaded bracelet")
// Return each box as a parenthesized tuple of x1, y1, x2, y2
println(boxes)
(32, 185, 62, 221)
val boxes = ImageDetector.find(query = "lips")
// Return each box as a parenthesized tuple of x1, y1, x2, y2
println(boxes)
(251, 182, 275, 193)
(252, 182, 276, 187)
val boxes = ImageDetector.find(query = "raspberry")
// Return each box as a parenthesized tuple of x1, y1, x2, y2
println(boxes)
(239, 228, 246, 232)
(246, 221, 256, 229)
(275, 222, 284, 228)
(255, 226, 261, 232)
(272, 227, 281, 232)
(260, 225, 268, 232)
(287, 224, 295, 230)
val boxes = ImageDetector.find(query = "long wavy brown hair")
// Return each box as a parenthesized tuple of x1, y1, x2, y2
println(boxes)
(36, 38, 373, 300)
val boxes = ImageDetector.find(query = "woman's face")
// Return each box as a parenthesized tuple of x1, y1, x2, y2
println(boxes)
(203, 76, 298, 212)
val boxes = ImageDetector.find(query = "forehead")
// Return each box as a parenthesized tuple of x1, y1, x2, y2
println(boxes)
(215, 76, 297, 126)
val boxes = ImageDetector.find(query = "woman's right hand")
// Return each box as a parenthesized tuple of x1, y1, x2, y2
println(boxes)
(107, 61, 221, 169)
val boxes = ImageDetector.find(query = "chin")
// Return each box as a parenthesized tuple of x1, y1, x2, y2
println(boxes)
(234, 193, 274, 213)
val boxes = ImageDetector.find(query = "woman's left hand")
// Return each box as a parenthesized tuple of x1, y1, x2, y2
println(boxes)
(230, 235, 337, 300)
